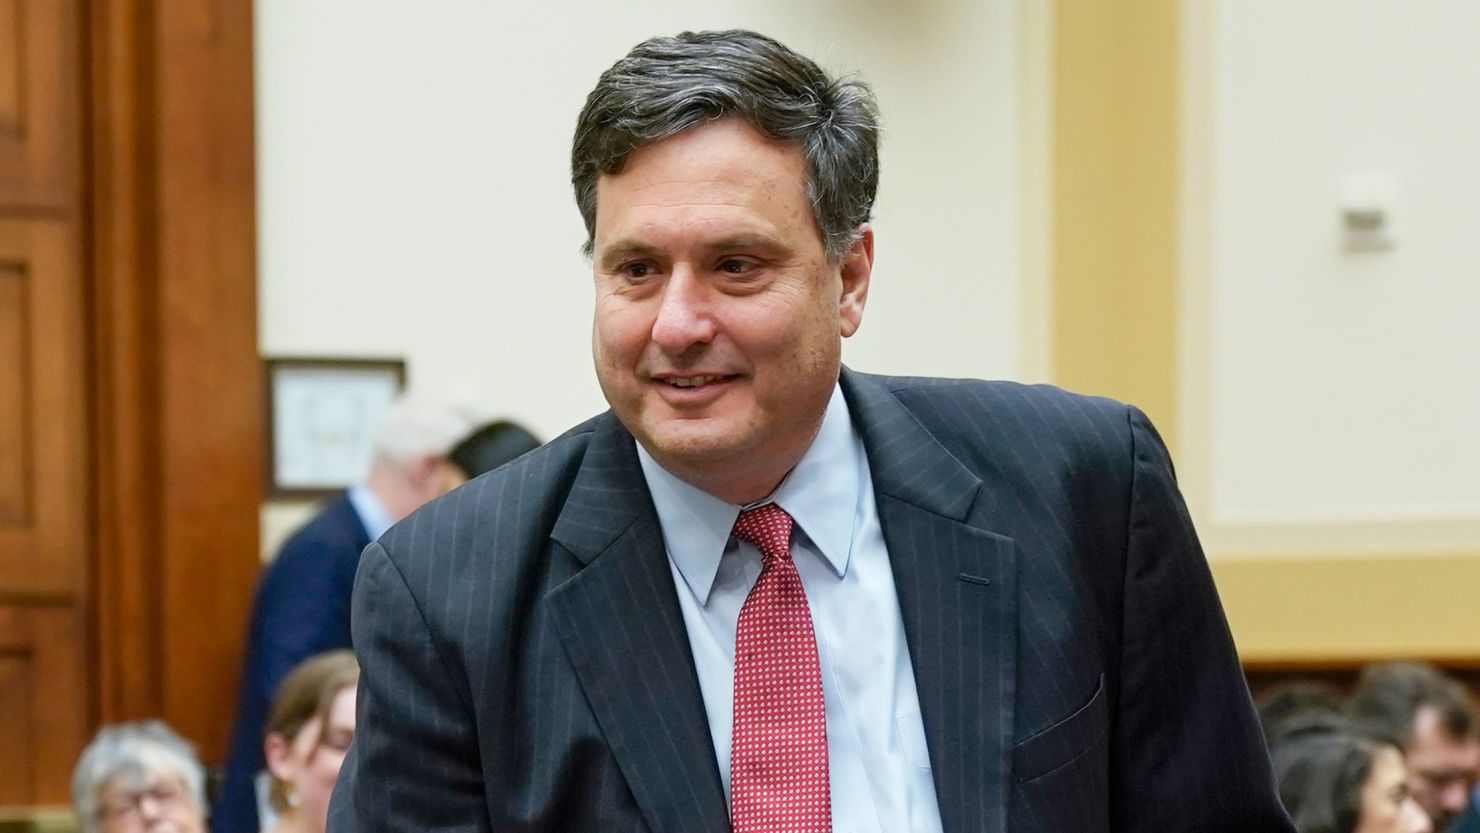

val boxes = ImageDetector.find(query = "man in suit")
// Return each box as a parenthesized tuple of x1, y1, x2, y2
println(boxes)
(215, 398, 471, 833)
(329, 30, 1294, 832)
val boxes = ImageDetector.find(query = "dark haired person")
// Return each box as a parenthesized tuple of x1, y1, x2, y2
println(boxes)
(437, 420, 542, 490)
(1348, 662, 1480, 829)
(330, 30, 1292, 833)
(1275, 729, 1432, 833)
(1260, 679, 1348, 745)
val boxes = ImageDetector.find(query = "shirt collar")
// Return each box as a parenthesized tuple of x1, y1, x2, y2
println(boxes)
(347, 483, 395, 541)
(636, 383, 861, 605)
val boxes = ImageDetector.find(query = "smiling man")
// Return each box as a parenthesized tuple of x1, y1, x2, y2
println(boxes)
(329, 30, 1295, 833)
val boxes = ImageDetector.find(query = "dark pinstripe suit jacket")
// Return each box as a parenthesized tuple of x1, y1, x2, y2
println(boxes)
(328, 369, 1295, 833)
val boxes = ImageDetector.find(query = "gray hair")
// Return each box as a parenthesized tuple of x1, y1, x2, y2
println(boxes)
(71, 721, 207, 833)
(371, 397, 474, 467)
(572, 29, 881, 261)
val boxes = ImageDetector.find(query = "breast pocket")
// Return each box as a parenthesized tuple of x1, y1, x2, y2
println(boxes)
(1012, 673, 1108, 783)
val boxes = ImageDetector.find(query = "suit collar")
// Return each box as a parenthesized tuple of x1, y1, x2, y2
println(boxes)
(548, 412, 650, 566)
(838, 367, 983, 522)
(546, 412, 732, 833)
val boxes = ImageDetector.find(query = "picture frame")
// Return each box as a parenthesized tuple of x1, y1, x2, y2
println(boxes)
(264, 357, 407, 498)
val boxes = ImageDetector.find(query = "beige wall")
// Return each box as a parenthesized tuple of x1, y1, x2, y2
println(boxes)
(1183, 0, 1480, 551)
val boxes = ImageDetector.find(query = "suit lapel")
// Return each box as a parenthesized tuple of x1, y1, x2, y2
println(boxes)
(546, 414, 731, 833)
(842, 369, 1018, 833)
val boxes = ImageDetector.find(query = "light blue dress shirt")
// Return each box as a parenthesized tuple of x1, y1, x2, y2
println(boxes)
(636, 384, 945, 833)
(347, 483, 394, 541)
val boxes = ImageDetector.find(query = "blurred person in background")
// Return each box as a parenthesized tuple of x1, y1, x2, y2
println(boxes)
(436, 419, 543, 491)
(215, 398, 471, 833)
(261, 650, 359, 833)
(1273, 726, 1431, 833)
(1348, 662, 1480, 831)
(72, 720, 209, 833)
(1260, 679, 1349, 746)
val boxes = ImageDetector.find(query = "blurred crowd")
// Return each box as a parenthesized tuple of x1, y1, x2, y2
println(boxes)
(70, 649, 356, 833)
(63, 398, 540, 833)
(1262, 662, 1480, 833)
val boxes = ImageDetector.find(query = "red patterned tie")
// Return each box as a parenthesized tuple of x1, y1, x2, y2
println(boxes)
(729, 503, 830, 833)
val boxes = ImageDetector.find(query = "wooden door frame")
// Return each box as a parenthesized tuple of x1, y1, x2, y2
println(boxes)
(87, 0, 262, 764)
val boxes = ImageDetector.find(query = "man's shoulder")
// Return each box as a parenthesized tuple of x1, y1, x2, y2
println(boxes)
(852, 370, 1132, 434)
(844, 370, 1144, 480)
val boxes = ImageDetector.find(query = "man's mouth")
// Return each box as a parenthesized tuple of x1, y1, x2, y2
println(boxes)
(665, 375, 728, 388)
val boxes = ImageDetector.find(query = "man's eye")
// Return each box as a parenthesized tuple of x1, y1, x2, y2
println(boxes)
(622, 262, 652, 278)
(718, 258, 754, 275)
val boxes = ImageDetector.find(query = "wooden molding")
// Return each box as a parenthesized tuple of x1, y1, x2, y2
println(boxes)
(88, 0, 262, 763)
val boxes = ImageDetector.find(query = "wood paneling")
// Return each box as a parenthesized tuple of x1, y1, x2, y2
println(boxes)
(0, 0, 259, 810)
(153, 0, 261, 754)
(0, 220, 87, 605)
(90, 0, 262, 763)
(0, 262, 28, 524)
(0, 0, 22, 136)
(0, 603, 87, 807)
(0, 1, 79, 211)
(0, 653, 35, 806)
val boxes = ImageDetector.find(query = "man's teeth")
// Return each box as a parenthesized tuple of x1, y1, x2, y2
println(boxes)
(670, 376, 722, 388)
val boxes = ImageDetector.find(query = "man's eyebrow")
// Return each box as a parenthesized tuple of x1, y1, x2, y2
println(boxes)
(595, 234, 783, 267)
(595, 241, 659, 268)
(706, 234, 783, 253)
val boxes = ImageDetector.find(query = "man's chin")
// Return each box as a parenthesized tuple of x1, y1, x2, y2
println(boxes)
(641, 429, 743, 467)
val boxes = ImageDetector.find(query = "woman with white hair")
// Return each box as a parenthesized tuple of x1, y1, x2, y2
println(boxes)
(72, 720, 208, 833)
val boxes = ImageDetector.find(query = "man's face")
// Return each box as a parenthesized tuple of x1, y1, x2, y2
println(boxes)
(1406, 705, 1480, 827)
(590, 118, 870, 501)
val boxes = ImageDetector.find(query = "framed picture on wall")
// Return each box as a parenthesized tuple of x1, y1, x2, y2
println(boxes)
(265, 357, 407, 498)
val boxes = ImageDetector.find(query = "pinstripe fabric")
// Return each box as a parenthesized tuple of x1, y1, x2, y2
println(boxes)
(327, 368, 1295, 833)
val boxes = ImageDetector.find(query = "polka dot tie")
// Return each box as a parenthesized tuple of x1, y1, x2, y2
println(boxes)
(729, 503, 830, 833)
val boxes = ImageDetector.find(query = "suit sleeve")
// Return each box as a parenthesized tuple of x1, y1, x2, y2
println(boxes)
(327, 541, 490, 833)
(1109, 407, 1295, 833)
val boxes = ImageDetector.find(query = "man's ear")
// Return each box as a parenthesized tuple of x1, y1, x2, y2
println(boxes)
(838, 224, 873, 338)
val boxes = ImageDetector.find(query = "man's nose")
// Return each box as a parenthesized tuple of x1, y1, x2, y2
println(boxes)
(650, 267, 716, 353)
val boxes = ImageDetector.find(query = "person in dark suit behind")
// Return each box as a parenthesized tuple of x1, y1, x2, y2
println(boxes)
(329, 30, 1294, 833)
(214, 399, 471, 833)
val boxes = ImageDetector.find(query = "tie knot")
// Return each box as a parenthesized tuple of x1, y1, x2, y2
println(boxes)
(732, 503, 794, 566)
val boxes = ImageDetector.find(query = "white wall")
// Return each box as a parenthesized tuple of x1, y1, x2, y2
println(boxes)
(1185, 0, 1480, 552)
(256, 0, 1030, 554)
